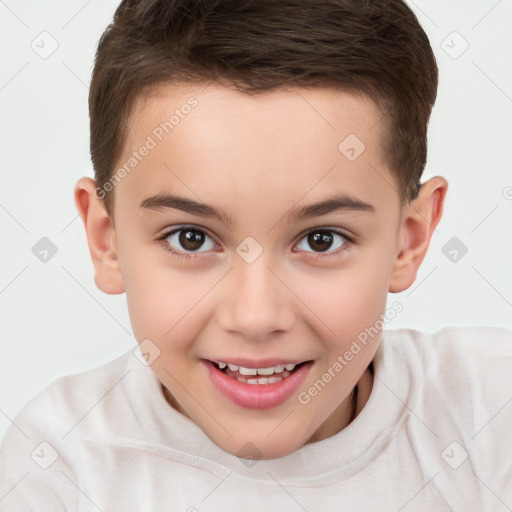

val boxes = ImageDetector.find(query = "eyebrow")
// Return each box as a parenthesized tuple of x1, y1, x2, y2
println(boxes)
(140, 194, 233, 226)
(139, 193, 375, 226)
(285, 195, 375, 223)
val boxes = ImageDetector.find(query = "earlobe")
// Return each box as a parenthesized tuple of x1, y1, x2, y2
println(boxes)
(389, 176, 448, 293)
(74, 177, 125, 295)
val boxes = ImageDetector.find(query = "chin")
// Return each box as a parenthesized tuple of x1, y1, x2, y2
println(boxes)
(226, 436, 303, 461)
(212, 423, 314, 460)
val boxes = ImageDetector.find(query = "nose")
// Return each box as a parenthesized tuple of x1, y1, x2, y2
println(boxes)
(216, 257, 296, 342)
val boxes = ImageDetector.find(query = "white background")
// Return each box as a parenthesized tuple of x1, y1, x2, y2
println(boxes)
(0, 0, 511, 443)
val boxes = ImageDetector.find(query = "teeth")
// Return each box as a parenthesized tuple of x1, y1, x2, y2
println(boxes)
(245, 377, 273, 385)
(235, 372, 290, 385)
(215, 361, 303, 381)
(257, 367, 275, 376)
(226, 362, 297, 376)
(239, 366, 258, 376)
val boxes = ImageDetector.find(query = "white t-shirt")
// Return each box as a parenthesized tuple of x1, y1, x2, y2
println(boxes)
(1, 327, 511, 511)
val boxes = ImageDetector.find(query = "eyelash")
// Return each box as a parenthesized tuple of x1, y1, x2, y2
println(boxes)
(156, 226, 219, 262)
(156, 226, 353, 262)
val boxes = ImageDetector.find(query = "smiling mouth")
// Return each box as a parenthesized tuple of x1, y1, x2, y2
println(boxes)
(210, 360, 309, 385)
(205, 358, 313, 409)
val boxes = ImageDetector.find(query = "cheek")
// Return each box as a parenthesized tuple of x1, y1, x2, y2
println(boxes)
(118, 243, 183, 341)
(292, 258, 390, 348)
(121, 249, 219, 354)
(125, 274, 194, 343)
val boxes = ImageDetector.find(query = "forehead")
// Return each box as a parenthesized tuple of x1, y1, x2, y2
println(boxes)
(116, 82, 399, 220)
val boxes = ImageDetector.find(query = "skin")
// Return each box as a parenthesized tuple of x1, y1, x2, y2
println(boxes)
(75, 82, 447, 459)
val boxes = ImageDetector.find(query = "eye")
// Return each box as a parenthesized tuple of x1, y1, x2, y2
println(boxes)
(162, 227, 217, 253)
(295, 229, 349, 254)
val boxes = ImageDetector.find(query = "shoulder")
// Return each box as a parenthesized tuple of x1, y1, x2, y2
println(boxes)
(380, 325, 512, 373)
(0, 353, 134, 476)
(0, 349, 137, 510)
(379, 326, 512, 509)
(0, 349, 135, 448)
(378, 326, 512, 470)
(380, 325, 512, 401)
(11, 349, 134, 433)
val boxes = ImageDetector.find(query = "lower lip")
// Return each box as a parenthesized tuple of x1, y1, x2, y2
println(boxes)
(204, 360, 312, 410)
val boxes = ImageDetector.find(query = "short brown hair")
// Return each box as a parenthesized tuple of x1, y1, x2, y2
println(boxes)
(89, 0, 438, 215)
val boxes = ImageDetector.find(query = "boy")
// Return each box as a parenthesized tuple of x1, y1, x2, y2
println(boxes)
(1, 0, 511, 510)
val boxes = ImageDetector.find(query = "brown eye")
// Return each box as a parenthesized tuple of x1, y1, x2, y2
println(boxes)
(296, 229, 348, 254)
(165, 228, 216, 253)
(180, 229, 205, 250)
(308, 231, 334, 252)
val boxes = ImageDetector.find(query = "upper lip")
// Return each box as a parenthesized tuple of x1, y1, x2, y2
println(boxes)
(206, 358, 311, 368)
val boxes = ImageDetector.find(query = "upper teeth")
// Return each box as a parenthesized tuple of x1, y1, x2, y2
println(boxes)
(220, 362, 297, 375)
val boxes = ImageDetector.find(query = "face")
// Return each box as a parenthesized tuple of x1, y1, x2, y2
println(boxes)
(110, 83, 403, 459)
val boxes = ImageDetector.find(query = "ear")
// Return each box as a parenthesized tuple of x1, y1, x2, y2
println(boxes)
(389, 176, 448, 293)
(74, 177, 125, 294)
